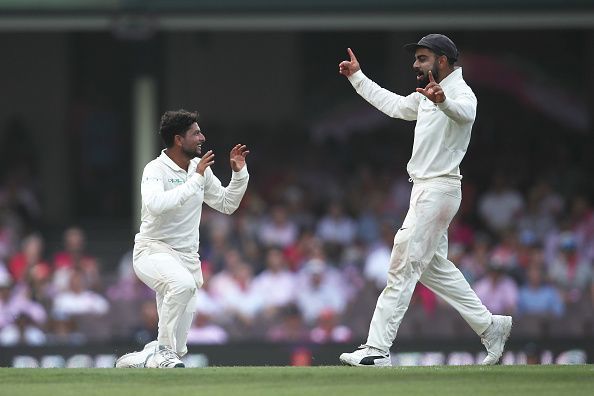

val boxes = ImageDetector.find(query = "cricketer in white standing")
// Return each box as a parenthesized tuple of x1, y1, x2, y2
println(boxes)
(338, 34, 512, 367)
(116, 109, 249, 368)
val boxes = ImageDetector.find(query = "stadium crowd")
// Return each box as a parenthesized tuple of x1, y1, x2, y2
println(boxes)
(0, 145, 592, 347)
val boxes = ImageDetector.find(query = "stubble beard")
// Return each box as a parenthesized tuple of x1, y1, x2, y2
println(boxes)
(417, 64, 440, 88)
(182, 146, 200, 159)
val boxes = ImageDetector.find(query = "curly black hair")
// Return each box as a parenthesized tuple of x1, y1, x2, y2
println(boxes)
(159, 109, 199, 147)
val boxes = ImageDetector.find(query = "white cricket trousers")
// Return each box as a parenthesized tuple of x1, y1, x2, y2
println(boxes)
(133, 240, 203, 356)
(366, 178, 492, 352)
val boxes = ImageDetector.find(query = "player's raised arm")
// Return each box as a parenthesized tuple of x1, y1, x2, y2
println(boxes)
(339, 48, 361, 77)
(202, 143, 250, 215)
(229, 144, 249, 172)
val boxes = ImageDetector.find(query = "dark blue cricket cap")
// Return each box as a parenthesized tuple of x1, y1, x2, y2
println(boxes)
(404, 34, 459, 62)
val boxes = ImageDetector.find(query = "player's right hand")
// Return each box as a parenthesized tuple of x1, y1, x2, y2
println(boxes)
(197, 150, 215, 175)
(339, 48, 361, 77)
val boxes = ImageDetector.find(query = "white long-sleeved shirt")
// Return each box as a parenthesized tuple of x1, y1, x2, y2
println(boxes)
(348, 68, 477, 180)
(134, 150, 249, 253)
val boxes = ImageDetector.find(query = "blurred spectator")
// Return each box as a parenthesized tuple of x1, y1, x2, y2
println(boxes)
(194, 261, 224, 323)
(478, 174, 524, 234)
(310, 309, 352, 343)
(266, 304, 309, 343)
(46, 313, 86, 345)
(8, 233, 51, 283)
(356, 191, 383, 244)
(410, 283, 438, 316)
(250, 247, 296, 319)
(209, 250, 261, 325)
(489, 230, 524, 284)
(284, 185, 316, 232)
(387, 174, 413, 221)
(548, 232, 593, 304)
(187, 313, 229, 345)
(363, 221, 394, 290)
(339, 240, 367, 301)
(52, 270, 109, 317)
(517, 263, 564, 317)
(0, 268, 47, 332)
(0, 311, 46, 346)
(283, 229, 317, 271)
(449, 213, 475, 248)
(202, 227, 233, 273)
(517, 181, 561, 243)
(474, 260, 518, 315)
(52, 227, 100, 292)
(296, 258, 347, 324)
(6, 282, 48, 328)
(106, 249, 153, 301)
(568, 195, 594, 262)
(131, 301, 158, 346)
(459, 234, 491, 284)
(0, 270, 14, 328)
(316, 202, 356, 246)
(516, 230, 541, 270)
(258, 205, 299, 248)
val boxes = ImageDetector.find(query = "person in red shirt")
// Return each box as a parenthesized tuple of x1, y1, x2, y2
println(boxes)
(8, 233, 50, 283)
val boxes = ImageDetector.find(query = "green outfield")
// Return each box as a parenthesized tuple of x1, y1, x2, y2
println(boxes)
(0, 365, 592, 396)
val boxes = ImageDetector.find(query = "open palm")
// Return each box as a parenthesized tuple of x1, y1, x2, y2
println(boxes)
(230, 144, 250, 171)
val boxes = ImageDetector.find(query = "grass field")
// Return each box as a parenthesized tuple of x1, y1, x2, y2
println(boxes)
(1, 365, 593, 396)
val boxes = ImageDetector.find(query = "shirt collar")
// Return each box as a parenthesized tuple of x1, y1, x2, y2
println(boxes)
(439, 67, 462, 89)
(158, 149, 185, 172)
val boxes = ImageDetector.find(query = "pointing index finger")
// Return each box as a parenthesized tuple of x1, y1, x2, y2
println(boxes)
(428, 70, 436, 83)
(347, 48, 357, 62)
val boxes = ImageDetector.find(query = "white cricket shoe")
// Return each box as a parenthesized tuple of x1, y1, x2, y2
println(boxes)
(340, 345, 391, 367)
(146, 345, 185, 368)
(481, 315, 513, 365)
(115, 340, 158, 368)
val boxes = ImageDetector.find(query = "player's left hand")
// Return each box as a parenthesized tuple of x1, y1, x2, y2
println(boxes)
(230, 144, 249, 172)
(416, 71, 446, 103)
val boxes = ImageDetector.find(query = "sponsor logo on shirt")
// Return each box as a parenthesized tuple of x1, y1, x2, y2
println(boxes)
(168, 178, 185, 184)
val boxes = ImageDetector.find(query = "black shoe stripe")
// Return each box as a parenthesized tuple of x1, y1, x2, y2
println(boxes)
(360, 356, 388, 365)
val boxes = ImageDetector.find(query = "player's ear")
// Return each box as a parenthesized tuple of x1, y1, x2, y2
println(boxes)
(174, 133, 183, 147)
(439, 55, 446, 67)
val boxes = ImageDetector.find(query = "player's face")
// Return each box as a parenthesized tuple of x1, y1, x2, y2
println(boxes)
(181, 122, 205, 159)
(413, 48, 440, 88)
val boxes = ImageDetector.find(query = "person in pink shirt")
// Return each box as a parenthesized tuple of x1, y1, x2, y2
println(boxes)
(474, 260, 519, 315)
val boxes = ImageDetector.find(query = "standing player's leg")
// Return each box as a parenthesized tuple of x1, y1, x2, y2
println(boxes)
(132, 252, 197, 368)
(420, 233, 512, 365)
(340, 183, 458, 366)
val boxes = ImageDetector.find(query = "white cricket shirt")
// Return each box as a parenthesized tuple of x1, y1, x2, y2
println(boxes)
(348, 68, 477, 180)
(134, 150, 249, 253)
